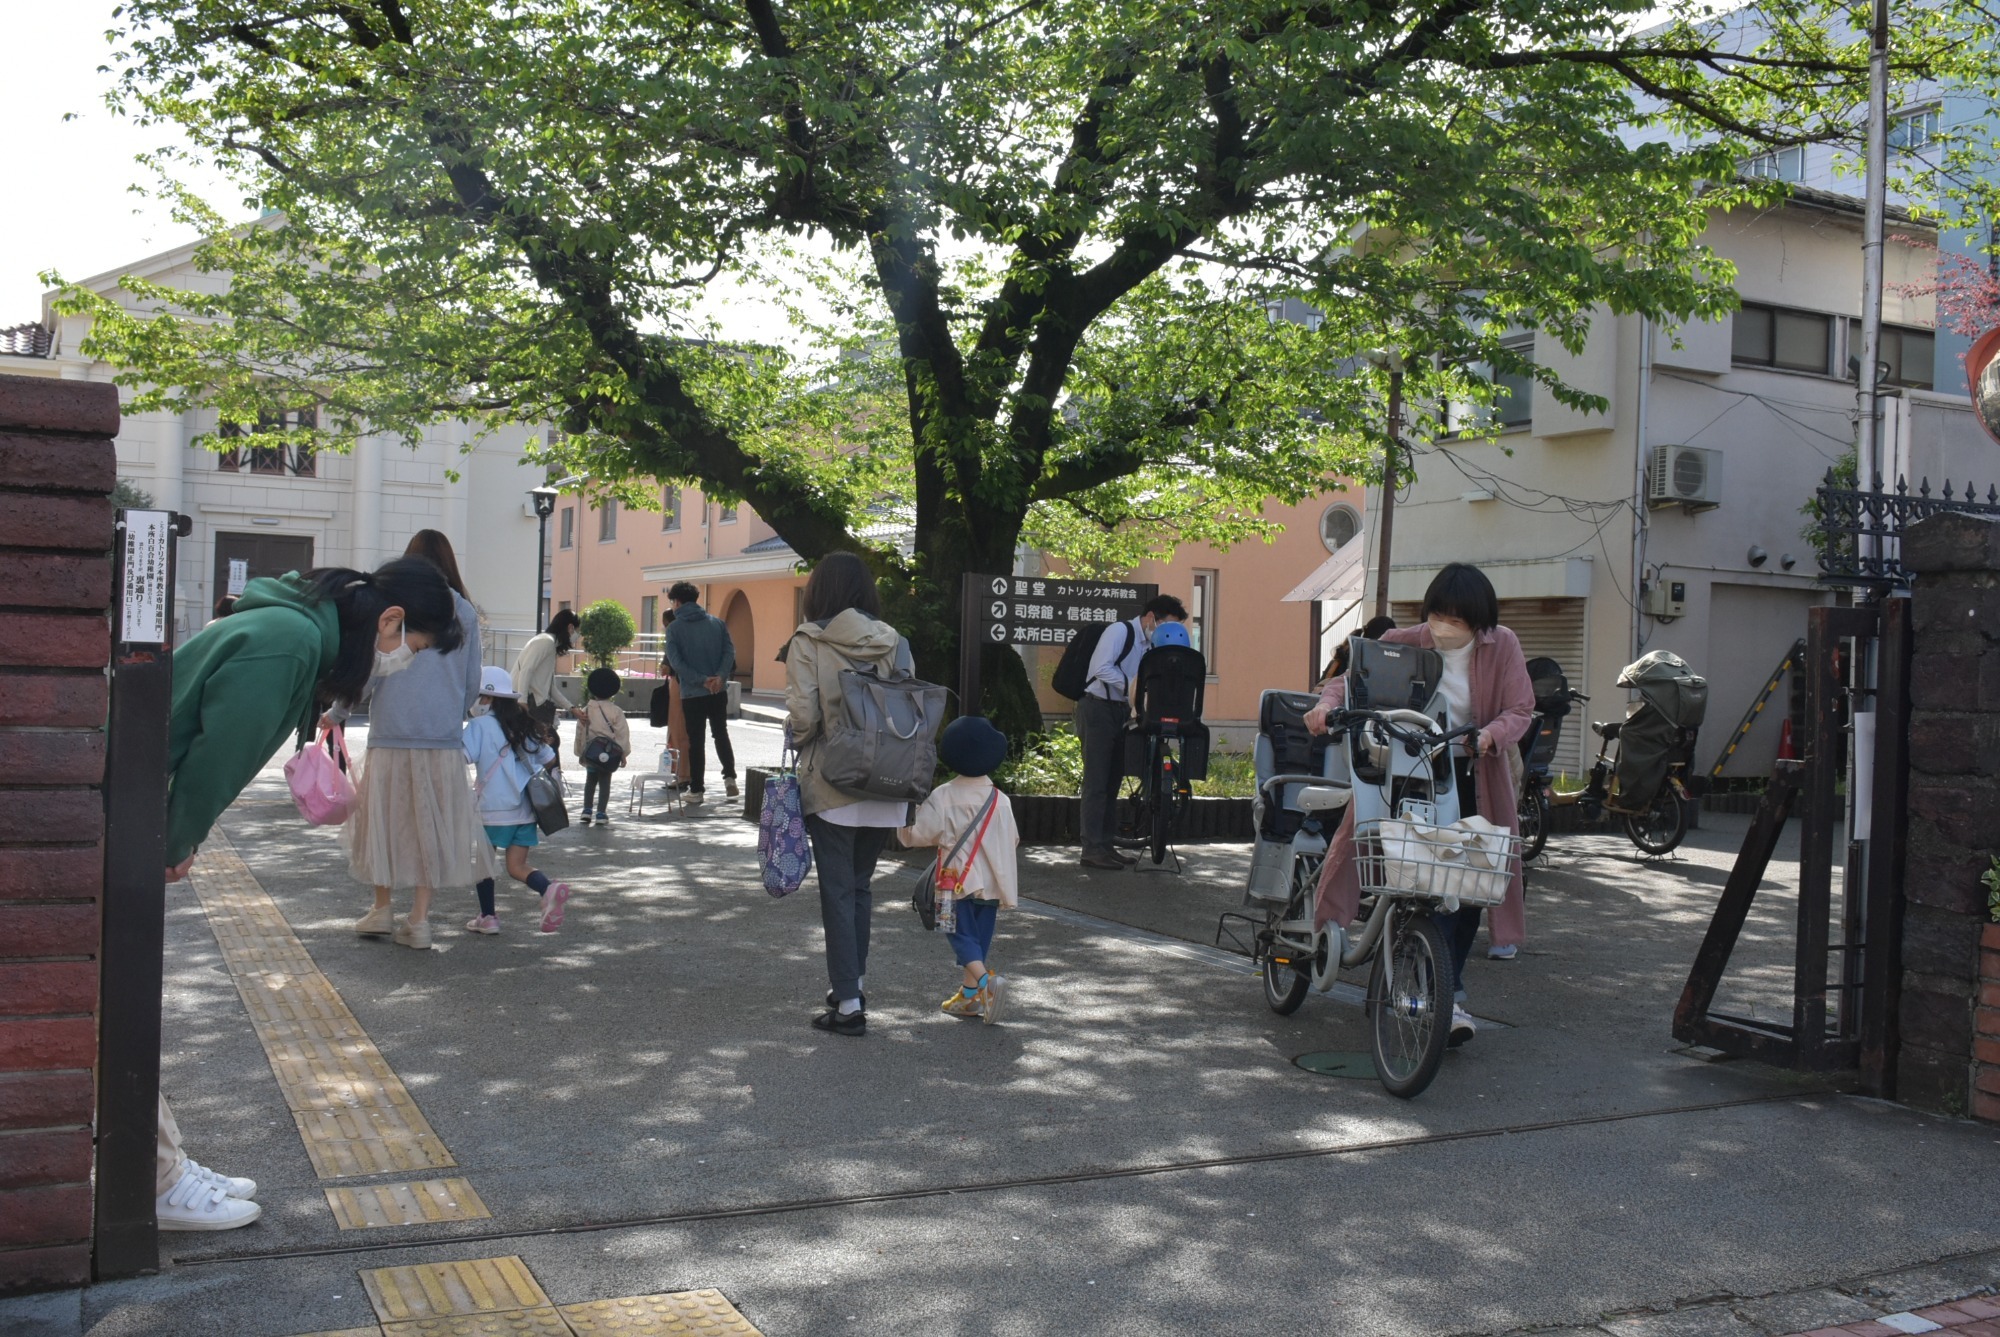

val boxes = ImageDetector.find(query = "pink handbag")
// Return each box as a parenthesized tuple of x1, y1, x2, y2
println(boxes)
(286, 724, 358, 826)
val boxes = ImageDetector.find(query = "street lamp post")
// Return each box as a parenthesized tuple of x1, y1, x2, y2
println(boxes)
(529, 486, 559, 632)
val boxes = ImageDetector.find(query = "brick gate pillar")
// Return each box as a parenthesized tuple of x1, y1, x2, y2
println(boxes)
(1900, 511, 2000, 1122)
(0, 374, 118, 1292)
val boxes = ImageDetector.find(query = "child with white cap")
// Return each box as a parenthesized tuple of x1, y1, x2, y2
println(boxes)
(462, 666, 574, 934)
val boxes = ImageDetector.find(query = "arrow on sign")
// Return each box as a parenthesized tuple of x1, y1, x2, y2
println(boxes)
(990, 578, 1009, 596)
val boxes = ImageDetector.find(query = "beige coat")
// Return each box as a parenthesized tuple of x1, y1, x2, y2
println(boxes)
(899, 775, 1020, 907)
(572, 698, 631, 766)
(783, 609, 914, 816)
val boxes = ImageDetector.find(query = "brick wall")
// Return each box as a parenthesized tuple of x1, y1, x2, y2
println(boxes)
(0, 374, 117, 1291)
(1900, 511, 2000, 1121)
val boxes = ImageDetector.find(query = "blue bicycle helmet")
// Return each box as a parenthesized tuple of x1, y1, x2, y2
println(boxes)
(1150, 621, 1192, 649)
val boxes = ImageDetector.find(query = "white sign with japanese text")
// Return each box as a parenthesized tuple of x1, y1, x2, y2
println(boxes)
(120, 510, 173, 646)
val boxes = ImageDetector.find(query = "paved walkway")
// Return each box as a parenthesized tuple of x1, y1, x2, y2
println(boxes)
(5, 720, 1999, 1336)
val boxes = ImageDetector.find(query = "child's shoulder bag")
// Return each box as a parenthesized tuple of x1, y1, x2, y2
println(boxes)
(910, 789, 999, 933)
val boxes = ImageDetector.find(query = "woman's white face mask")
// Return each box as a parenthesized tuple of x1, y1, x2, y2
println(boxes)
(469, 700, 492, 717)
(1427, 616, 1474, 651)
(375, 624, 416, 678)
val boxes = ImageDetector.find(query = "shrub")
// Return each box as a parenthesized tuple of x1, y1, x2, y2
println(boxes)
(577, 598, 637, 668)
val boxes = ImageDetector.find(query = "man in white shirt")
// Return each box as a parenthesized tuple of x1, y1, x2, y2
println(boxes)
(1075, 595, 1188, 869)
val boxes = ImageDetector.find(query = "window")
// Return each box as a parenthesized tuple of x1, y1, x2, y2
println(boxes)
(217, 408, 317, 476)
(662, 488, 681, 531)
(1732, 303, 1834, 375)
(598, 498, 618, 541)
(1742, 145, 1805, 182)
(1445, 335, 1532, 434)
(640, 595, 658, 634)
(1319, 504, 1361, 554)
(1190, 570, 1218, 669)
(559, 507, 574, 549)
(1888, 105, 1941, 153)
(718, 504, 738, 524)
(1846, 320, 1936, 390)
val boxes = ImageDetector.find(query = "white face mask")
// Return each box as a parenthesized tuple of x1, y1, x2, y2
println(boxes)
(1428, 617, 1474, 651)
(374, 625, 415, 678)
(469, 701, 492, 717)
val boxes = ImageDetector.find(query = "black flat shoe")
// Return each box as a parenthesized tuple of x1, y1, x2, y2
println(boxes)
(811, 1008, 866, 1037)
(1080, 853, 1126, 870)
(826, 991, 866, 1012)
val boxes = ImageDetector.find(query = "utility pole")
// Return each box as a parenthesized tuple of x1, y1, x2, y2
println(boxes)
(1372, 362, 1403, 619)
(1856, 0, 1891, 523)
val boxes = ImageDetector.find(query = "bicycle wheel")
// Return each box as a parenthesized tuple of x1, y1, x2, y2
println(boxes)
(1518, 784, 1550, 862)
(1149, 744, 1177, 864)
(1262, 863, 1315, 1015)
(1623, 783, 1689, 855)
(1369, 908, 1452, 1099)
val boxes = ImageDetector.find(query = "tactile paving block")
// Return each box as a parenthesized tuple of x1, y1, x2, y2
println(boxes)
(189, 833, 456, 1182)
(362, 1256, 549, 1322)
(560, 1289, 764, 1335)
(290, 1329, 384, 1337)
(327, 1178, 492, 1229)
(379, 1310, 571, 1337)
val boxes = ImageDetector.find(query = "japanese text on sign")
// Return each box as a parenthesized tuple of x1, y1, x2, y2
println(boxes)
(120, 510, 172, 646)
(965, 571, 1154, 650)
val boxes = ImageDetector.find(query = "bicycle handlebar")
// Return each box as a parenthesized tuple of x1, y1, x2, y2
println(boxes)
(1333, 707, 1482, 750)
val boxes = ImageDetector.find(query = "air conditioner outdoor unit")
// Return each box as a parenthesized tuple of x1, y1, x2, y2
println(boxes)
(1649, 444, 1723, 509)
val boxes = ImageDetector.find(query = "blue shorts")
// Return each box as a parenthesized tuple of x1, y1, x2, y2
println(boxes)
(483, 822, 539, 849)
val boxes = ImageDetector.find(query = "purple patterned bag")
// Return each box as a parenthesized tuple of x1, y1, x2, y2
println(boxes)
(758, 767, 812, 898)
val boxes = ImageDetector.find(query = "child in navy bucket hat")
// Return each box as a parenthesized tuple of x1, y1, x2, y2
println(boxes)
(898, 716, 1021, 1023)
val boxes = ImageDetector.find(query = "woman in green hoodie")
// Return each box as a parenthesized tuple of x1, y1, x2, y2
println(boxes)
(154, 556, 460, 1232)
(164, 557, 463, 881)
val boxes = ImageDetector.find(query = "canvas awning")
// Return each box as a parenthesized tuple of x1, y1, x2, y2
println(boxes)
(1282, 542, 1366, 605)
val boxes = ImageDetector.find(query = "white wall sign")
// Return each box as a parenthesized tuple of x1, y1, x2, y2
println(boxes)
(228, 558, 249, 595)
(120, 510, 173, 646)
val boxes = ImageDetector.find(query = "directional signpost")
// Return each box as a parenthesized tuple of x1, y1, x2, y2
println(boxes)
(958, 572, 1156, 712)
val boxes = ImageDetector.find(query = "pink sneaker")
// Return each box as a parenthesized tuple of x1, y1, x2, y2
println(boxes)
(538, 883, 572, 933)
(464, 915, 500, 935)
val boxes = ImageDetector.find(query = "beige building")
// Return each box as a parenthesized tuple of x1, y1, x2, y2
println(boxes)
(1368, 188, 1991, 779)
(3, 241, 549, 642)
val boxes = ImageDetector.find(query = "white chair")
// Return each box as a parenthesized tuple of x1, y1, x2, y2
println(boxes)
(629, 747, 684, 816)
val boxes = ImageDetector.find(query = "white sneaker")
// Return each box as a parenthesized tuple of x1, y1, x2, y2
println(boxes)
(1487, 944, 1518, 961)
(981, 974, 1007, 1026)
(157, 1167, 262, 1231)
(684, 791, 705, 806)
(354, 904, 394, 935)
(183, 1158, 256, 1200)
(393, 918, 433, 950)
(464, 915, 500, 935)
(1449, 1005, 1477, 1048)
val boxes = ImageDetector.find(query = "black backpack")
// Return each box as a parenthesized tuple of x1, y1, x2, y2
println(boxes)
(1051, 620, 1137, 701)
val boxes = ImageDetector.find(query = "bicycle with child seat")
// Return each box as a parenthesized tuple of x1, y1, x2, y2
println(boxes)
(1119, 723, 1193, 866)
(1519, 687, 1699, 858)
(1249, 707, 1522, 1099)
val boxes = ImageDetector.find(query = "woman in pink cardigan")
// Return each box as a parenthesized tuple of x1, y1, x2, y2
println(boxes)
(1303, 563, 1535, 1046)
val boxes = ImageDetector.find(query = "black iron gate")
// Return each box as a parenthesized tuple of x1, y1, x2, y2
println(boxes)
(1672, 597, 1911, 1094)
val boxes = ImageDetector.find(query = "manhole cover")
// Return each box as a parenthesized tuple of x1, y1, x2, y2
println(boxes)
(1293, 1050, 1377, 1079)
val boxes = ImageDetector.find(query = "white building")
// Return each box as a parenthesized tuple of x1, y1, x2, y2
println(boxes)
(1366, 188, 1993, 779)
(1, 239, 549, 643)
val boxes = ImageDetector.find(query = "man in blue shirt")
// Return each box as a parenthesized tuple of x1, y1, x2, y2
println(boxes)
(1076, 594, 1188, 869)
(663, 581, 739, 803)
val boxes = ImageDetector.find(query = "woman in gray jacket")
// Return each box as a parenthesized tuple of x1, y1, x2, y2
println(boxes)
(336, 531, 496, 950)
(785, 553, 913, 1037)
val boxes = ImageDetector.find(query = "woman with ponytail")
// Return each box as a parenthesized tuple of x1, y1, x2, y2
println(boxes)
(156, 554, 458, 1232)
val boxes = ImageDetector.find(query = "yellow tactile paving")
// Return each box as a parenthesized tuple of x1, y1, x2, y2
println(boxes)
(379, 1311, 572, 1337)
(560, 1289, 764, 1335)
(292, 1330, 384, 1337)
(361, 1255, 549, 1322)
(327, 1178, 493, 1229)
(188, 831, 458, 1193)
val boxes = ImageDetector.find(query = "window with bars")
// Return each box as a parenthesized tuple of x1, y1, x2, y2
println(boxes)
(217, 407, 318, 475)
(662, 489, 681, 531)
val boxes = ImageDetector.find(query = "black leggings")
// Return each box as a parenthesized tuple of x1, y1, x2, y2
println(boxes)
(583, 769, 613, 814)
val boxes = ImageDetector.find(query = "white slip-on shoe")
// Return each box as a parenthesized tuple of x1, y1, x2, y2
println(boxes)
(354, 904, 394, 935)
(1487, 944, 1519, 961)
(981, 974, 1007, 1026)
(183, 1159, 256, 1200)
(157, 1167, 262, 1231)
(393, 918, 433, 950)
(1449, 1005, 1477, 1048)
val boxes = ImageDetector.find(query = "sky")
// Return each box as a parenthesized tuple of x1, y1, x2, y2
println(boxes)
(0, 3, 237, 323)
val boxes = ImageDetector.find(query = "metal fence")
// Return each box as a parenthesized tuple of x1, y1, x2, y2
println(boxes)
(1812, 471, 2000, 586)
